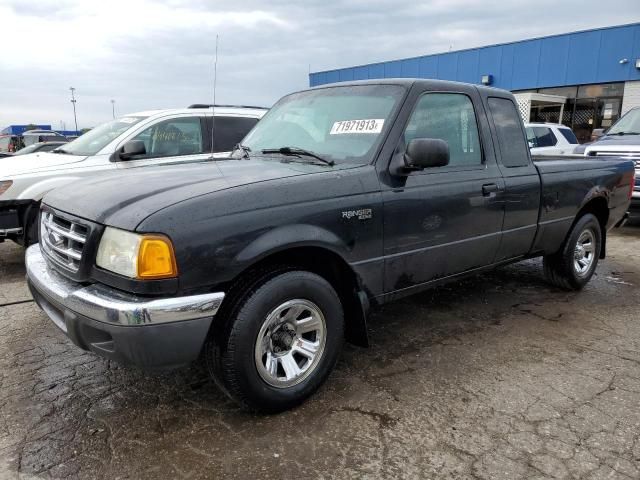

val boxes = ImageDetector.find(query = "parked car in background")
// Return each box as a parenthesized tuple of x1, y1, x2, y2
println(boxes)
(525, 123, 579, 155)
(0, 105, 267, 245)
(26, 79, 634, 413)
(22, 130, 67, 147)
(578, 107, 640, 217)
(0, 134, 24, 154)
(10, 141, 68, 156)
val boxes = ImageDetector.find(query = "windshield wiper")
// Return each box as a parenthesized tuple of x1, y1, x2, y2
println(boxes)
(608, 131, 640, 136)
(231, 143, 251, 159)
(261, 147, 335, 166)
(51, 148, 70, 154)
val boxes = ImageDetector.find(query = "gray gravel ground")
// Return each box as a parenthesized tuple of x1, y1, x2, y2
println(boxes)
(1, 226, 639, 479)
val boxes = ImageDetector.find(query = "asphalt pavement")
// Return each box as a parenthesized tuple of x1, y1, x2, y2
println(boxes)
(1, 227, 639, 479)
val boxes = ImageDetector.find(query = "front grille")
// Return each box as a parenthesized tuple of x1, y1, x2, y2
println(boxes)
(40, 211, 88, 273)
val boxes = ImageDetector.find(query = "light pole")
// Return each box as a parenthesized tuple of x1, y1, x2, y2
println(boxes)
(69, 87, 78, 132)
(111, 99, 116, 119)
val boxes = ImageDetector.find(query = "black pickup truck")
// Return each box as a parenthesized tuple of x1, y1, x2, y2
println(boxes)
(26, 80, 634, 412)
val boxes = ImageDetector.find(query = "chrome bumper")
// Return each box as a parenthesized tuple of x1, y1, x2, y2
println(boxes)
(26, 244, 224, 327)
(0, 227, 22, 237)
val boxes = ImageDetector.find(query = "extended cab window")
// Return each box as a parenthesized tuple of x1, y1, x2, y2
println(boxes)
(488, 97, 530, 168)
(212, 116, 258, 152)
(404, 93, 482, 167)
(131, 117, 203, 158)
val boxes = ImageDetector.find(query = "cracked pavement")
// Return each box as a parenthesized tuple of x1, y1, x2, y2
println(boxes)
(1, 226, 639, 479)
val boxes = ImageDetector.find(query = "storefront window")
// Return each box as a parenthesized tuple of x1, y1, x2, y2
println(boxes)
(515, 83, 623, 143)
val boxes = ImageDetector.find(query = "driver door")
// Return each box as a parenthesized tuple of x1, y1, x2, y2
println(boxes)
(381, 88, 505, 295)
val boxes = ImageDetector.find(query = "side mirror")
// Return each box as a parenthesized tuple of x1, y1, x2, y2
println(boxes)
(118, 140, 146, 160)
(404, 138, 449, 170)
(528, 140, 535, 149)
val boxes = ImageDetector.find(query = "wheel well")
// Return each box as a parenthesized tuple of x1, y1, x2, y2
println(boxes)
(576, 197, 608, 259)
(223, 247, 369, 347)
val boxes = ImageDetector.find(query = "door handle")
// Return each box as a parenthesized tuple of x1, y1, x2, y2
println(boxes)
(482, 183, 499, 196)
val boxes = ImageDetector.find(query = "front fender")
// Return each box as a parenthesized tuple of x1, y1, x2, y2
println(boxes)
(235, 223, 350, 265)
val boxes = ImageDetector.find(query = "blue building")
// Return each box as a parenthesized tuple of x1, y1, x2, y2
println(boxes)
(310, 23, 640, 142)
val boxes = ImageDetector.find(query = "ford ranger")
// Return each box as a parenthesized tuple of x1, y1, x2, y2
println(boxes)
(25, 80, 634, 412)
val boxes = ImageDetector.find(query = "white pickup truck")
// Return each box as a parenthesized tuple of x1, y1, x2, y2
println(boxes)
(0, 105, 266, 244)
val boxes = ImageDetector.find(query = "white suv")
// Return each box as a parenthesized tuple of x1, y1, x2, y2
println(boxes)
(0, 105, 267, 244)
(525, 123, 579, 156)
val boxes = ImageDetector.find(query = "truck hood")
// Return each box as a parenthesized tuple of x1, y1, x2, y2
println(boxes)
(0, 152, 87, 178)
(44, 158, 346, 230)
(586, 134, 640, 150)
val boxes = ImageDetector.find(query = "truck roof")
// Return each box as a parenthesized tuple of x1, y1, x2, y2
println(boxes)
(307, 78, 512, 96)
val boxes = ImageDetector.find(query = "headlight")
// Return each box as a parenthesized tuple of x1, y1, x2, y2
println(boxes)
(0, 180, 12, 196)
(96, 227, 177, 279)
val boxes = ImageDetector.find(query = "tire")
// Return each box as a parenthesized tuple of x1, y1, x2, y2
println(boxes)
(543, 213, 602, 290)
(205, 270, 344, 413)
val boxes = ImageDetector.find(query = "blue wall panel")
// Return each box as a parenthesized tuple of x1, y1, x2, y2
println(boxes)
(352, 65, 369, 80)
(456, 49, 480, 84)
(400, 58, 420, 77)
(511, 40, 541, 90)
(310, 23, 640, 90)
(478, 46, 503, 87)
(596, 25, 635, 83)
(631, 26, 640, 81)
(437, 52, 458, 80)
(338, 68, 354, 82)
(384, 60, 402, 77)
(418, 56, 438, 78)
(563, 30, 600, 86)
(368, 63, 385, 80)
(498, 43, 515, 90)
(537, 36, 570, 87)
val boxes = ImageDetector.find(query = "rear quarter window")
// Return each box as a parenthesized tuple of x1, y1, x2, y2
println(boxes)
(213, 116, 259, 152)
(558, 128, 578, 144)
(488, 97, 530, 168)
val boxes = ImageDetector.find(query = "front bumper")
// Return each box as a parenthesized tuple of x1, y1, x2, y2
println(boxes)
(26, 244, 225, 368)
(0, 206, 23, 240)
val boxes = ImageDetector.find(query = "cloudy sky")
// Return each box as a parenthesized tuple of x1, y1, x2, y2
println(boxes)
(1, 0, 638, 130)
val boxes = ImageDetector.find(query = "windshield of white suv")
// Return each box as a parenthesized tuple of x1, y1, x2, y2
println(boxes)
(239, 84, 406, 164)
(607, 108, 640, 135)
(57, 116, 147, 156)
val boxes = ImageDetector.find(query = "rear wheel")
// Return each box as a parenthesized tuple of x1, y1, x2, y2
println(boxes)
(205, 270, 344, 413)
(543, 213, 602, 290)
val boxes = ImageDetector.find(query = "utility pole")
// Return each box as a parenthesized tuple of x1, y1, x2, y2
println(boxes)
(69, 87, 78, 132)
(111, 99, 116, 119)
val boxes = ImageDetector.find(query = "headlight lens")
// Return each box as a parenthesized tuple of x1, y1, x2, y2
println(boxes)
(0, 180, 13, 196)
(96, 227, 177, 279)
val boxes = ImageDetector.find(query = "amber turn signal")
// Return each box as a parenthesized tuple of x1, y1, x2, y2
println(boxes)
(137, 236, 178, 279)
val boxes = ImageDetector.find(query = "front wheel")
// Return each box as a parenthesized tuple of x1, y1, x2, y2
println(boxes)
(205, 270, 344, 413)
(543, 213, 602, 290)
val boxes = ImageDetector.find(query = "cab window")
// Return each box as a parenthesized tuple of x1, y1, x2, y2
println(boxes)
(403, 93, 482, 167)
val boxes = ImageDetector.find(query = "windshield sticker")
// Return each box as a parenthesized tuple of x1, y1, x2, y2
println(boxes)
(119, 117, 138, 124)
(330, 119, 384, 135)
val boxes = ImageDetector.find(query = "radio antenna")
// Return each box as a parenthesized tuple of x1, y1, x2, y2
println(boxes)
(210, 34, 219, 159)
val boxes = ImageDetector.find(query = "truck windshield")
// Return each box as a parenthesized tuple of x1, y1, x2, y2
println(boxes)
(59, 116, 147, 156)
(607, 108, 640, 135)
(241, 84, 406, 164)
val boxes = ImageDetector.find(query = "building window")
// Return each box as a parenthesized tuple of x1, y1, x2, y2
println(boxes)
(514, 82, 624, 143)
